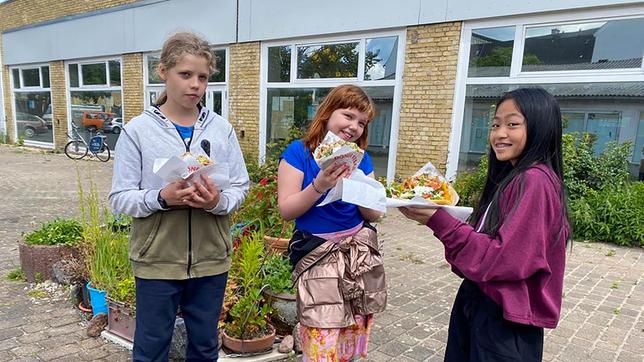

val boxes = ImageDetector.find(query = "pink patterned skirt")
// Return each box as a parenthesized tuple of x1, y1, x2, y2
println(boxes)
(299, 314, 374, 362)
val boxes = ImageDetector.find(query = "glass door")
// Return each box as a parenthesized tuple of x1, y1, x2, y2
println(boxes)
(587, 112, 620, 155)
(205, 87, 227, 118)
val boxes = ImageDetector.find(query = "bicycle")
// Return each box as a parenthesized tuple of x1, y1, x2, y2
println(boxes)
(64, 122, 111, 162)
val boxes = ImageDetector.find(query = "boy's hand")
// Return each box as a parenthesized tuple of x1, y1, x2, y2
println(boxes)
(184, 174, 221, 210)
(160, 180, 196, 206)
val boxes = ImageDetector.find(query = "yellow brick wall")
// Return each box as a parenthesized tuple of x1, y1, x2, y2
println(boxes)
(397, 22, 461, 177)
(0, 0, 138, 145)
(0, 1, 138, 31)
(1, 35, 14, 142)
(49, 61, 68, 149)
(122, 53, 144, 123)
(228, 42, 261, 159)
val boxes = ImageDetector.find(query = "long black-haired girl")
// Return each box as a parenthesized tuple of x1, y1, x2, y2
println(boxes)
(400, 87, 570, 361)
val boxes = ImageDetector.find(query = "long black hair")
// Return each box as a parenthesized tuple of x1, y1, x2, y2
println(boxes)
(470, 87, 569, 237)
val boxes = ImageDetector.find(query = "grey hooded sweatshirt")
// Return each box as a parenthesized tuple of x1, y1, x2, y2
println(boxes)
(109, 106, 249, 279)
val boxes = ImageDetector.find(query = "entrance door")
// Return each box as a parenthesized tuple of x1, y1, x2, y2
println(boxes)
(205, 88, 227, 118)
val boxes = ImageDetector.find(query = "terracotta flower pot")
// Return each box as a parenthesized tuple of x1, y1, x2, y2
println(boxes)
(263, 235, 289, 255)
(222, 323, 276, 354)
(18, 242, 79, 283)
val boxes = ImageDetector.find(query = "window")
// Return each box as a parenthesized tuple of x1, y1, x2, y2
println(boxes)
(263, 32, 405, 180)
(634, 115, 644, 178)
(67, 58, 123, 151)
(21, 68, 40, 87)
(69, 60, 121, 88)
(458, 83, 644, 173)
(297, 42, 359, 79)
(453, 11, 644, 179)
(468, 26, 515, 77)
(267, 46, 291, 82)
(11, 65, 53, 145)
(209, 49, 226, 83)
(522, 18, 644, 72)
(364, 36, 398, 80)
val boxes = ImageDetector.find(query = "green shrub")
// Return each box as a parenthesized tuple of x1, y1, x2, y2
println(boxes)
(262, 254, 295, 294)
(452, 155, 488, 208)
(24, 218, 83, 246)
(453, 133, 642, 247)
(563, 133, 633, 199)
(570, 182, 644, 246)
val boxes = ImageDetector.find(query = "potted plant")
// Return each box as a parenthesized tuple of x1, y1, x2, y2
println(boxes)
(19, 218, 83, 283)
(77, 168, 134, 322)
(234, 126, 304, 254)
(261, 253, 298, 335)
(222, 231, 276, 354)
(106, 276, 136, 342)
(232, 176, 294, 254)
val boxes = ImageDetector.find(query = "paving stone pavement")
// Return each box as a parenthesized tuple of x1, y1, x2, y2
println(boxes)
(0, 144, 643, 361)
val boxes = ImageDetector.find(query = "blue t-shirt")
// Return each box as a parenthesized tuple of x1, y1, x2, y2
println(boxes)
(280, 140, 374, 234)
(174, 124, 194, 147)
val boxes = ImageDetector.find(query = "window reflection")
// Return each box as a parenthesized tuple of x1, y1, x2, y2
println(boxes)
(297, 42, 359, 79)
(468, 26, 515, 77)
(523, 18, 644, 71)
(365, 36, 398, 80)
(459, 83, 644, 178)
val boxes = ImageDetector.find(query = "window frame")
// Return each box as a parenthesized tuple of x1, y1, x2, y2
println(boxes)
(9, 63, 53, 148)
(447, 5, 644, 180)
(65, 56, 124, 138)
(67, 57, 123, 89)
(260, 29, 406, 183)
(10, 65, 50, 91)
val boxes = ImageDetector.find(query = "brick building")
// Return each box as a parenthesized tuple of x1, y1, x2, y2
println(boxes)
(1, 0, 643, 180)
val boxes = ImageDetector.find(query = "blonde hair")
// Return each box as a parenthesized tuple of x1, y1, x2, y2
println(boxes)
(303, 84, 376, 151)
(155, 32, 217, 105)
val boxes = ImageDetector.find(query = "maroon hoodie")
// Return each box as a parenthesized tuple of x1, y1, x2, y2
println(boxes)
(427, 164, 569, 328)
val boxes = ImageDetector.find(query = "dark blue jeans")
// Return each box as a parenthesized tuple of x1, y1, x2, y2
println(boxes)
(445, 279, 544, 362)
(133, 273, 228, 362)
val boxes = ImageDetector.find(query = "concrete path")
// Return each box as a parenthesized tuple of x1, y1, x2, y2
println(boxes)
(0, 145, 642, 361)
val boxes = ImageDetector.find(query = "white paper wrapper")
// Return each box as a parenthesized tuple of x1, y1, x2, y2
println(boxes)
(317, 169, 386, 213)
(386, 198, 473, 222)
(313, 131, 364, 172)
(153, 154, 231, 190)
(385, 161, 473, 222)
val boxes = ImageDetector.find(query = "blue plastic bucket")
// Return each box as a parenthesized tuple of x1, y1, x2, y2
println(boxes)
(87, 281, 108, 316)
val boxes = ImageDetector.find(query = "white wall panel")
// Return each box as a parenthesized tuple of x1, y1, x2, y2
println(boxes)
(2, 0, 236, 65)
(237, 0, 425, 42)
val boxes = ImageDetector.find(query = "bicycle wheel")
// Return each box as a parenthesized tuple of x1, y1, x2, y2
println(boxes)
(64, 141, 88, 160)
(95, 143, 111, 162)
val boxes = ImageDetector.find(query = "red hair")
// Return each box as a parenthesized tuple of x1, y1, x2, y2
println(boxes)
(303, 84, 376, 152)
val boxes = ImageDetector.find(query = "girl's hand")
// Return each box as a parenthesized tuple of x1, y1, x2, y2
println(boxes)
(399, 207, 437, 225)
(184, 174, 221, 209)
(314, 162, 350, 192)
(160, 180, 197, 206)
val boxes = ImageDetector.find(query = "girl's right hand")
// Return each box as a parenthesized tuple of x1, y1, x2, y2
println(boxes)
(314, 162, 350, 192)
(160, 180, 197, 206)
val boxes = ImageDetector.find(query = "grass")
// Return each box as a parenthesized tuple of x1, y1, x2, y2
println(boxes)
(6, 268, 26, 282)
(27, 290, 48, 299)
